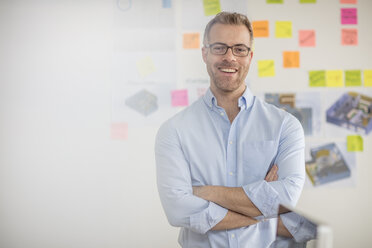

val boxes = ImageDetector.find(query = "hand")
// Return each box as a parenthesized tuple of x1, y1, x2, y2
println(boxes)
(265, 164, 278, 182)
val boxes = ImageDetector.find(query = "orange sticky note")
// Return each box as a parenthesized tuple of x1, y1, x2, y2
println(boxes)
(342, 28, 358, 45)
(111, 123, 128, 140)
(299, 30, 315, 47)
(252, 20, 269, 38)
(183, 33, 200, 49)
(283, 51, 300, 68)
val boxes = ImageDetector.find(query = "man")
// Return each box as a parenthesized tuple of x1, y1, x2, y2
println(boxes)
(155, 11, 305, 248)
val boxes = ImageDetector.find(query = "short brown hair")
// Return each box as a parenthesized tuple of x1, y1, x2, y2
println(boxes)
(203, 11, 254, 46)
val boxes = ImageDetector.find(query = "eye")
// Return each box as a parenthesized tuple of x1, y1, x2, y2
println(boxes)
(234, 46, 248, 53)
(212, 45, 226, 52)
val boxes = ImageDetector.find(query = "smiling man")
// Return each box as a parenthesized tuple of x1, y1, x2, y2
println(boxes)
(155, 12, 305, 248)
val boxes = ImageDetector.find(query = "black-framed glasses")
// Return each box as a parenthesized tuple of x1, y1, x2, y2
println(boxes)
(205, 43, 251, 57)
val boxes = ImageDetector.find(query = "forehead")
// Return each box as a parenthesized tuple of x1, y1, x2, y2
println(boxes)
(208, 23, 251, 45)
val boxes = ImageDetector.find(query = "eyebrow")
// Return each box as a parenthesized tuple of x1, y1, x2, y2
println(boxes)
(211, 42, 250, 47)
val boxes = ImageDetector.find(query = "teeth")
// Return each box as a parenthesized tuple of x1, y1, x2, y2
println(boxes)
(220, 68, 237, 73)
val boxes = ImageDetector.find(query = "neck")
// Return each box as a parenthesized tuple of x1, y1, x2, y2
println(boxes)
(210, 84, 246, 123)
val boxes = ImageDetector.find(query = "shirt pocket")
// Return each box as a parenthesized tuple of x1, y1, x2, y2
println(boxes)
(241, 140, 277, 183)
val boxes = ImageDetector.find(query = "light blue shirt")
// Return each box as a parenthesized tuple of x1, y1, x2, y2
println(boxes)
(155, 87, 305, 248)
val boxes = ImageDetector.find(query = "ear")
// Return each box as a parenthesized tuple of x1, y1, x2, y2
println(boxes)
(248, 50, 254, 63)
(202, 47, 208, 63)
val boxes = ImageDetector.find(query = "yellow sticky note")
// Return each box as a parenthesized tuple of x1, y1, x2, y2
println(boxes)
(203, 0, 221, 16)
(136, 56, 155, 77)
(326, 70, 344, 87)
(252, 20, 269, 38)
(347, 135, 363, 152)
(345, 70, 362, 87)
(258, 60, 275, 77)
(283, 51, 300, 68)
(309, 70, 326, 87)
(183, 33, 200, 49)
(275, 21, 292, 38)
(267, 0, 283, 3)
(364, 70, 372, 86)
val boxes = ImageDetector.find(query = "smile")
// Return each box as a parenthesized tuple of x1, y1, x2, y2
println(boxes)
(218, 67, 238, 73)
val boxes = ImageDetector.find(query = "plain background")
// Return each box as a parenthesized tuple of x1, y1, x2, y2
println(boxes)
(1, 0, 371, 247)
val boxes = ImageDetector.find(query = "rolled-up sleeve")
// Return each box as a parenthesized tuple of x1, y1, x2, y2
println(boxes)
(242, 114, 305, 218)
(155, 121, 228, 234)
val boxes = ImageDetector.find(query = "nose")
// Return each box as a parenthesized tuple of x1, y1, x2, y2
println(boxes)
(223, 47, 236, 61)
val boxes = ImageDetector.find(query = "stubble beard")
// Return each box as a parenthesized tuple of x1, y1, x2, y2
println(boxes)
(208, 63, 248, 93)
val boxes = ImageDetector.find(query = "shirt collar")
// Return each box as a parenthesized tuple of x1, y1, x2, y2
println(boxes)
(203, 85, 254, 110)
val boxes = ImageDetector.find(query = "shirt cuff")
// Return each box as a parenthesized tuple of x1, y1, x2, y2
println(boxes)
(242, 180, 279, 218)
(281, 212, 317, 242)
(189, 202, 228, 234)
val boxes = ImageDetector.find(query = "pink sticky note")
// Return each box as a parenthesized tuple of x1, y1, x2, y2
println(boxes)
(171, 89, 189, 106)
(342, 28, 358, 45)
(111, 123, 128, 140)
(197, 88, 207, 97)
(341, 8, 357, 24)
(340, 0, 357, 4)
(299, 30, 316, 47)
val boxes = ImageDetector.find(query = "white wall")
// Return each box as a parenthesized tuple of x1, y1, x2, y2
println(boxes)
(0, 0, 371, 247)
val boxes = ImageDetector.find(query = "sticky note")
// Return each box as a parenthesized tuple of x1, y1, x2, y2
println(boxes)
(364, 70, 372, 87)
(309, 70, 326, 87)
(300, 0, 316, 3)
(258, 60, 275, 77)
(162, 0, 171, 8)
(326, 70, 344, 87)
(341, 8, 357, 24)
(171, 89, 189, 106)
(197, 88, 207, 97)
(136, 56, 155, 77)
(267, 0, 283, 3)
(299, 30, 315, 47)
(111, 123, 128, 140)
(183, 33, 200, 49)
(340, 0, 357, 3)
(252, 20, 269, 38)
(345, 70, 362, 86)
(347, 135, 363, 152)
(203, 0, 221, 16)
(341, 28, 358, 46)
(275, 21, 292, 38)
(283, 51, 300, 68)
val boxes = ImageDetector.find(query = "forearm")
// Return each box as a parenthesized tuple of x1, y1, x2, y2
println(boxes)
(194, 185, 262, 217)
(211, 210, 259, 230)
(277, 216, 293, 238)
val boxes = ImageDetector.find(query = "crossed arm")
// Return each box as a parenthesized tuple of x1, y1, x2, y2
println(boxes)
(193, 165, 279, 230)
(193, 165, 293, 238)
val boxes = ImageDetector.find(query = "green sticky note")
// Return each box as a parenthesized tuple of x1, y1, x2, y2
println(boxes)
(347, 135, 363, 152)
(300, 0, 316, 3)
(258, 60, 275, 77)
(345, 70, 362, 87)
(267, 0, 284, 3)
(275, 21, 292, 38)
(203, 0, 221, 16)
(309, 70, 326, 87)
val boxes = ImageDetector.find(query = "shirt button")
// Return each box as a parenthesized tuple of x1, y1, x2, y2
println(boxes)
(229, 140, 233, 145)
(231, 234, 235, 238)
(220, 112, 224, 116)
(229, 172, 233, 176)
